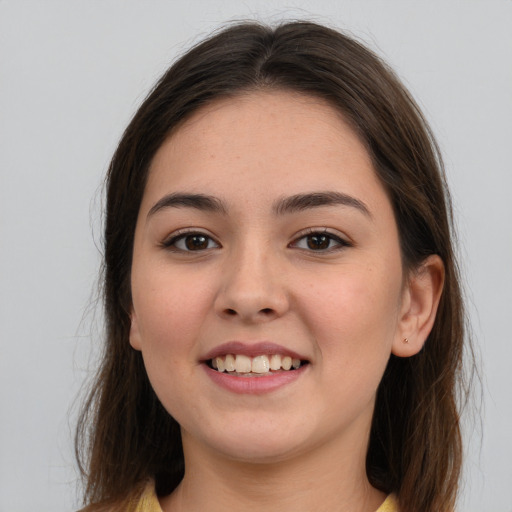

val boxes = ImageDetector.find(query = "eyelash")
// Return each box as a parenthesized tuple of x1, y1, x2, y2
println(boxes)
(161, 230, 220, 252)
(161, 229, 351, 253)
(289, 229, 351, 252)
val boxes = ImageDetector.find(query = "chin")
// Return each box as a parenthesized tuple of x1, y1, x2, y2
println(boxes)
(216, 438, 304, 464)
(189, 418, 311, 464)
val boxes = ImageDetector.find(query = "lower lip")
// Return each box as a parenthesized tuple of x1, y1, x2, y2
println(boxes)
(203, 364, 308, 394)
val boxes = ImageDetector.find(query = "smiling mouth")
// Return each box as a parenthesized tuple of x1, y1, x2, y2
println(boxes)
(207, 354, 309, 376)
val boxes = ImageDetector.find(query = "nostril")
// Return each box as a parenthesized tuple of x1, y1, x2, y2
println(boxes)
(223, 307, 274, 317)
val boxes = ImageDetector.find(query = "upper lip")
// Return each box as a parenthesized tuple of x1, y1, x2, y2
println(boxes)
(201, 341, 307, 362)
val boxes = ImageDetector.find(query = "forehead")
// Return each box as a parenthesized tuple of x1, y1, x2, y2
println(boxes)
(144, 91, 387, 215)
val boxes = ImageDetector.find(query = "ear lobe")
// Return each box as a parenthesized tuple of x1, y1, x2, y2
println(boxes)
(392, 255, 445, 357)
(129, 310, 143, 351)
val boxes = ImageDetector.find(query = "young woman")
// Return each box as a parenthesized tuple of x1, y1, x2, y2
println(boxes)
(76, 21, 469, 512)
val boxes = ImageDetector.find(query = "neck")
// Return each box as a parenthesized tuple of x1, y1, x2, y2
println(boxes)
(160, 429, 386, 512)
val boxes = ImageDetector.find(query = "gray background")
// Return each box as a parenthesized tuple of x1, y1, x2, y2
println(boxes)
(1, 1, 511, 510)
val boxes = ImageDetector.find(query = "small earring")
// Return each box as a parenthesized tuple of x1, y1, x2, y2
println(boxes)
(403, 337, 409, 344)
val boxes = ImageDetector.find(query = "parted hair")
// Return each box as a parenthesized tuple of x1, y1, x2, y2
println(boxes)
(76, 21, 469, 512)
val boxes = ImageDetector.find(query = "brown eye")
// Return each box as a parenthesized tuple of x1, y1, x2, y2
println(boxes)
(306, 234, 330, 250)
(291, 230, 349, 252)
(185, 234, 209, 250)
(165, 232, 220, 252)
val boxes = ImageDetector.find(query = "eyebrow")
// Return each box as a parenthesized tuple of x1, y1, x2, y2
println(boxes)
(147, 190, 372, 219)
(272, 191, 372, 218)
(147, 193, 228, 219)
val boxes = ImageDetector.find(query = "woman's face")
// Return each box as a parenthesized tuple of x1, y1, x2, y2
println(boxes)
(130, 91, 408, 463)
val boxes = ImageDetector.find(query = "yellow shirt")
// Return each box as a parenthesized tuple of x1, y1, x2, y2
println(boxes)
(133, 481, 399, 512)
(377, 494, 399, 512)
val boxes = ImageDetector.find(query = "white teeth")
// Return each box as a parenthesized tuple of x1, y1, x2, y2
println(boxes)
(282, 356, 292, 371)
(269, 354, 282, 371)
(235, 354, 252, 373)
(224, 354, 236, 372)
(210, 353, 304, 374)
(251, 355, 269, 374)
(215, 356, 225, 373)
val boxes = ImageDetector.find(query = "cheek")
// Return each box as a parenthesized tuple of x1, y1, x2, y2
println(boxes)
(132, 269, 214, 355)
(131, 273, 213, 411)
(297, 263, 402, 361)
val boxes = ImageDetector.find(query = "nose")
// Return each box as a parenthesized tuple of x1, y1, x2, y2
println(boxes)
(214, 243, 289, 324)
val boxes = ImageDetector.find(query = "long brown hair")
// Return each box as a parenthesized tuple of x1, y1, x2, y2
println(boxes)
(76, 21, 470, 511)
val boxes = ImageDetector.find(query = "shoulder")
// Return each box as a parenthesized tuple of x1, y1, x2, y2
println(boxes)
(376, 494, 399, 512)
(76, 481, 161, 512)
(130, 480, 162, 512)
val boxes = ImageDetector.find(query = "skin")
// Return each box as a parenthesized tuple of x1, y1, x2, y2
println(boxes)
(129, 91, 444, 512)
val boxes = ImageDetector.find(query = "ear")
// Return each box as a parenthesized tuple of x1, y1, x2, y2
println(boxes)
(129, 309, 143, 351)
(392, 255, 445, 357)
